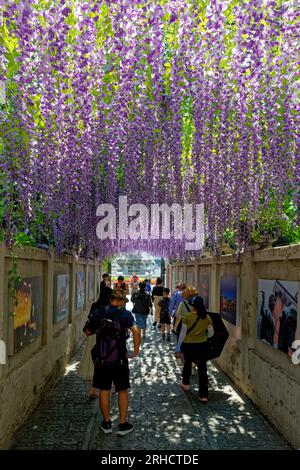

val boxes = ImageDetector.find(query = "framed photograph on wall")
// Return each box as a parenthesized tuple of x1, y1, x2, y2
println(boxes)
(88, 271, 95, 302)
(186, 267, 194, 286)
(76, 272, 85, 310)
(53, 274, 70, 324)
(258, 279, 298, 356)
(12, 277, 43, 353)
(178, 267, 184, 284)
(220, 276, 240, 326)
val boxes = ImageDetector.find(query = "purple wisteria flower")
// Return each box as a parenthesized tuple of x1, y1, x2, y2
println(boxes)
(0, 0, 298, 258)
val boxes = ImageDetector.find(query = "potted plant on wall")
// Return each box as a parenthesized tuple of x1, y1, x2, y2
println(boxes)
(220, 229, 237, 255)
(250, 188, 300, 250)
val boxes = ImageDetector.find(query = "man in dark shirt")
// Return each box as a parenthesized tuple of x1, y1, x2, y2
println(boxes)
(98, 273, 112, 306)
(132, 282, 152, 338)
(100, 273, 109, 296)
(158, 288, 171, 340)
(151, 277, 164, 327)
(115, 275, 128, 294)
(84, 289, 141, 436)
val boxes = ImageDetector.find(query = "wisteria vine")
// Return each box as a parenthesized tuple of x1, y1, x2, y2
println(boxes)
(0, 0, 299, 259)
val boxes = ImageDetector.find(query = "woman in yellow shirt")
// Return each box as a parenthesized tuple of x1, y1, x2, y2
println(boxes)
(177, 296, 214, 402)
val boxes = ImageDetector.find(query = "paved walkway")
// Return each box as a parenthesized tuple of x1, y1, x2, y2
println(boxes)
(10, 319, 292, 451)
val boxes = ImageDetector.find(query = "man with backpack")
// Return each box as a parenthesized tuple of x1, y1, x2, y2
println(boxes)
(83, 288, 141, 436)
(131, 282, 152, 338)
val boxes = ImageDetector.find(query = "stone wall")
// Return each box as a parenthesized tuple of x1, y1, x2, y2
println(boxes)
(0, 245, 101, 449)
(168, 245, 300, 448)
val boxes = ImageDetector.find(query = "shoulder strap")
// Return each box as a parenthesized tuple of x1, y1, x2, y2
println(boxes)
(183, 301, 191, 312)
(186, 315, 201, 335)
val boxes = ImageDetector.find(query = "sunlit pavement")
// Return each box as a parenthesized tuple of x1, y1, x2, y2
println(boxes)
(10, 303, 292, 450)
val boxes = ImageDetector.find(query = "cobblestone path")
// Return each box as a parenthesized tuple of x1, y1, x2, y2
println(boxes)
(10, 318, 292, 451)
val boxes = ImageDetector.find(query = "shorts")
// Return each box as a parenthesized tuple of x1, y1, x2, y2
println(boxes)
(160, 313, 171, 325)
(135, 313, 148, 330)
(92, 360, 130, 392)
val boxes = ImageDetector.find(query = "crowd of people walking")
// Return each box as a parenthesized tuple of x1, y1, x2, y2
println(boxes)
(78, 273, 214, 435)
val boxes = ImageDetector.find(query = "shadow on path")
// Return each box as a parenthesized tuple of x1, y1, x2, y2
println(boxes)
(11, 320, 292, 450)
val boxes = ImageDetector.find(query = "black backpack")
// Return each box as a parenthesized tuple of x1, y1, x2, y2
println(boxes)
(92, 308, 128, 366)
(132, 291, 151, 315)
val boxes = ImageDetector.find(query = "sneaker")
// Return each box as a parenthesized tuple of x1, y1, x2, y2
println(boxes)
(152, 321, 157, 327)
(180, 383, 190, 392)
(167, 334, 170, 341)
(117, 422, 134, 436)
(100, 420, 112, 434)
(162, 334, 166, 339)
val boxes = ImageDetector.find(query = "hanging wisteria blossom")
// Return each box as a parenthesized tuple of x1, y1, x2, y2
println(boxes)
(0, 0, 299, 259)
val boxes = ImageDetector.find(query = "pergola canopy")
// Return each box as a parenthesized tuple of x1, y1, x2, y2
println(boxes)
(0, 0, 299, 258)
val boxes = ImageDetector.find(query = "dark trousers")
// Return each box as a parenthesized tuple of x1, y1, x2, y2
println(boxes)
(182, 342, 208, 398)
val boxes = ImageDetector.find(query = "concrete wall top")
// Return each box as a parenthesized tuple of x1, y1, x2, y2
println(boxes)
(170, 244, 300, 268)
(0, 244, 99, 265)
